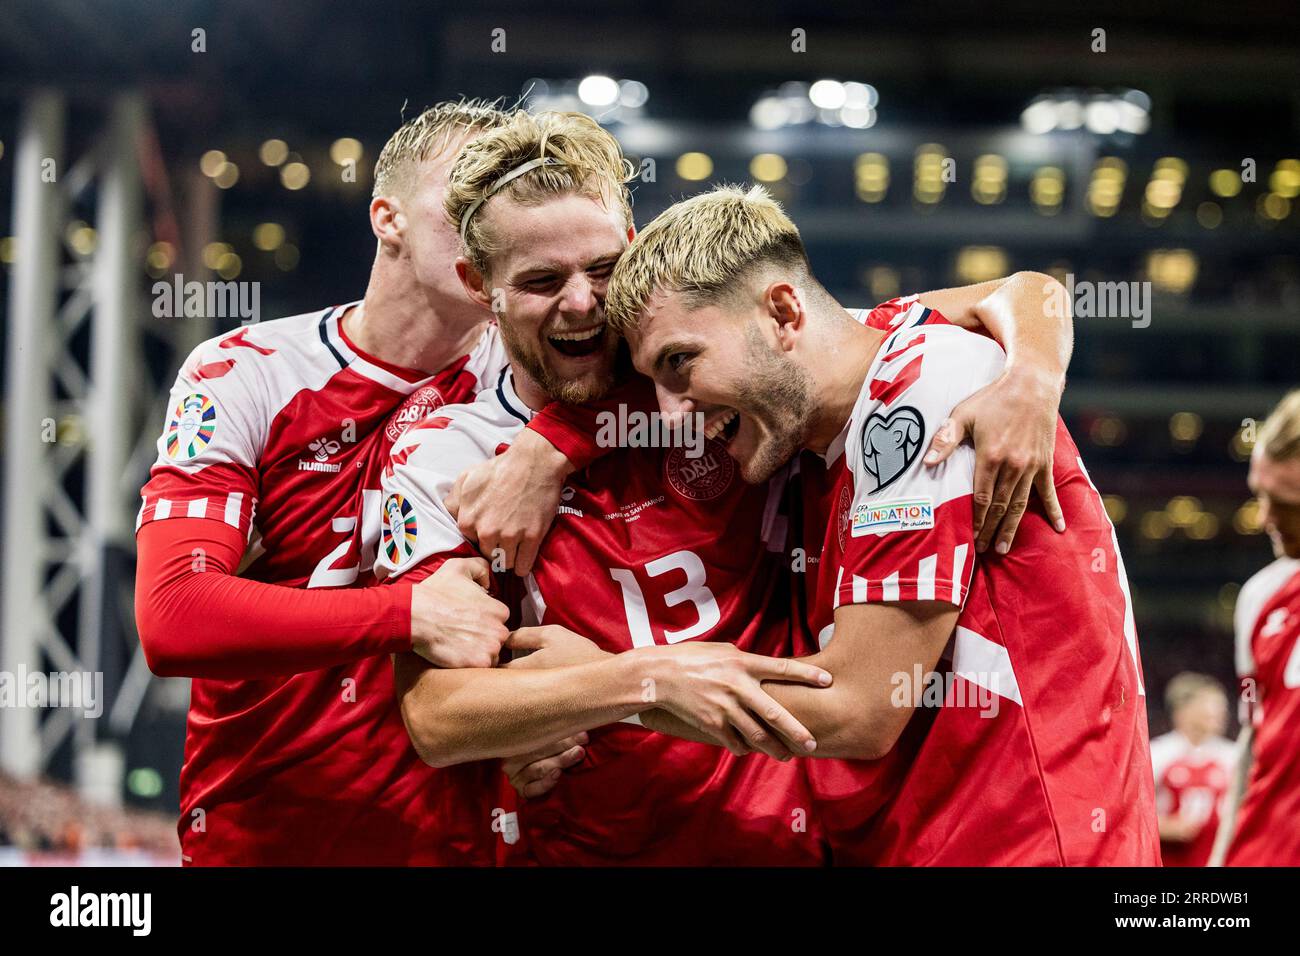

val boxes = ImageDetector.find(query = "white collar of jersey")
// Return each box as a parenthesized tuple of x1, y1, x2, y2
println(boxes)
(320, 301, 435, 394)
(496, 367, 533, 423)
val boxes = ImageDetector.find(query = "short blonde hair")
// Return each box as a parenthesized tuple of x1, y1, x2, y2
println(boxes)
(372, 99, 509, 199)
(605, 184, 810, 331)
(1164, 672, 1225, 717)
(444, 110, 634, 272)
(1258, 389, 1300, 462)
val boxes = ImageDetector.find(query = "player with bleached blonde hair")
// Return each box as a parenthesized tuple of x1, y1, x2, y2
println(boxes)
(133, 99, 596, 865)
(1215, 389, 1300, 866)
(603, 184, 1158, 864)
(395, 116, 1087, 864)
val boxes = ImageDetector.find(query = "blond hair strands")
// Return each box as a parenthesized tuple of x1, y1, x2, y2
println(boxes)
(604, 184, 811, 331)
(444, 110, 636, 272)
(1163, 672, 1224, 717)
(372, 98, 511, 199)
(1258, 388, 1300, 462)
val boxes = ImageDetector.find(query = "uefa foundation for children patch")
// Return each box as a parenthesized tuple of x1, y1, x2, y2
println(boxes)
(852, 497, 935, 536)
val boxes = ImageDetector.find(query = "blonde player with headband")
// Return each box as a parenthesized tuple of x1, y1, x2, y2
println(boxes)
(387, 110, 1082, 864)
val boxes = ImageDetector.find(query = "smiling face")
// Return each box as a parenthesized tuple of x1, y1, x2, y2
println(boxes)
(1248, 448, 1300, 559)
(471, 191, 627, 405)
(626, 288, 814, 484)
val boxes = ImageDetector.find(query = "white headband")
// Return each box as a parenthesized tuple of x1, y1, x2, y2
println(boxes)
(459, 156, 563, 244)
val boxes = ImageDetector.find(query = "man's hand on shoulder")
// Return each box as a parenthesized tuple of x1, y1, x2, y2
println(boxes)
(445, 429, 571, 575)
(923, 363, 1067, 554)
(408, 557, 510, 668)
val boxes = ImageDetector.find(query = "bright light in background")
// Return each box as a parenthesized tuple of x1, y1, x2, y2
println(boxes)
(578, 74, 620, 107)
(213, 161, 239, 189)
(750, 80, 878, 130)
(955, 246, 1010, 283)
(1271, 159, 1300, 198)
(618, 80, 649, 109)
(199, 149, 226, 177)
(281, 161, 310, 190)
(330, 137, 363, 165)
(749, 153, 787, 182)
(972, 154, 1008, 205)
(526, 76, 649, 123)
(259, 139, 288, 166)
(676, 152, 713, 181)
(1084, 99, 1120, 134)
(913, 143, 948, 205)
(1209, 168, 1243, 197)
(809, 79, 847, 110)
(1021, 98, 1057, 135)
(253, 222, 285, 251)
(1022, 89, 1149, 137)
(855, 152, 889, 202)
(1088, 157, 1126, 217)
(1031, 166, 1066, 215)
(1147, 248, 1198, 293)
(750, 96, 791, 130)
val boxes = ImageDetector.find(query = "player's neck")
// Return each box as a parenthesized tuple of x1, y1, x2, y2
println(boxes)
(1178, 725, 1209, 747)
(804, 316, 886, 455)
(348, 253, 488, 375)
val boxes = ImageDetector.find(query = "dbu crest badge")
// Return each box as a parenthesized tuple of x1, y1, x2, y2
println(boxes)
(861, 406, 924, 492)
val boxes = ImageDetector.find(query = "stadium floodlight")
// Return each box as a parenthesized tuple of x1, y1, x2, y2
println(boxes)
(1023, 88, 1150, 137)
(750, 95, 791, 130)
(618, 80, 649, 109)
(1021, 96, 1057, 134)
(578, 74, 620, 107)
(1084, 99, 1121, 135)
(809, 79, 847, 110)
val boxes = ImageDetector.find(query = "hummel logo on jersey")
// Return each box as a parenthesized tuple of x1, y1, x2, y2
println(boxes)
(310, 436, 341, 460)
(298, 436, 343, 473)
(862, 406, 924, 492)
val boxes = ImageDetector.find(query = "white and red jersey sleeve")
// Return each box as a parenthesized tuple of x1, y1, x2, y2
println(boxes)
(377, 369, 529, 584)
(833, 304, 1006, 610)
(137, 334, 268, 540)
(1226, 556, 1300, 865)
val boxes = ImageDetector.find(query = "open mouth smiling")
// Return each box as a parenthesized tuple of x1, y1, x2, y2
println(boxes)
(548, 324, 606, 357)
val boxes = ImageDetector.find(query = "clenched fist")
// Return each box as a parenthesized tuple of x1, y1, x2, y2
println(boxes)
(409, 557, 510, 668)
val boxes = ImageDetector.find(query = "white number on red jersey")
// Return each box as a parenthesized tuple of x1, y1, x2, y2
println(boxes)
(306, 489, 381, 588)
(610, 550, 721, 647)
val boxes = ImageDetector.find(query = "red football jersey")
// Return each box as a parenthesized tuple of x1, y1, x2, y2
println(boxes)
(138, 303, 507, 864)
(1151, 730, 1236, 866)
(379, 367, 824, 866)
(807, 301, 1160, 865)
(1226, 556, 1300, 865)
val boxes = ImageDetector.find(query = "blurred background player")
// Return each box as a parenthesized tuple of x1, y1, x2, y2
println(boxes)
(1150, 672, 1235, 866)
(1217, 389, 1300, 866)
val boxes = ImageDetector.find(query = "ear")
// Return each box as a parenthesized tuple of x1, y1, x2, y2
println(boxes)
(370, 196, 406, 249)
(455, 257, 495, 310)
(764, 281, 805, 352)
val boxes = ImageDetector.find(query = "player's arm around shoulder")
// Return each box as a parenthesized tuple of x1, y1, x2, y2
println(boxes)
(378, 416, 513, 671)
(916, 272, 1072, 555)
